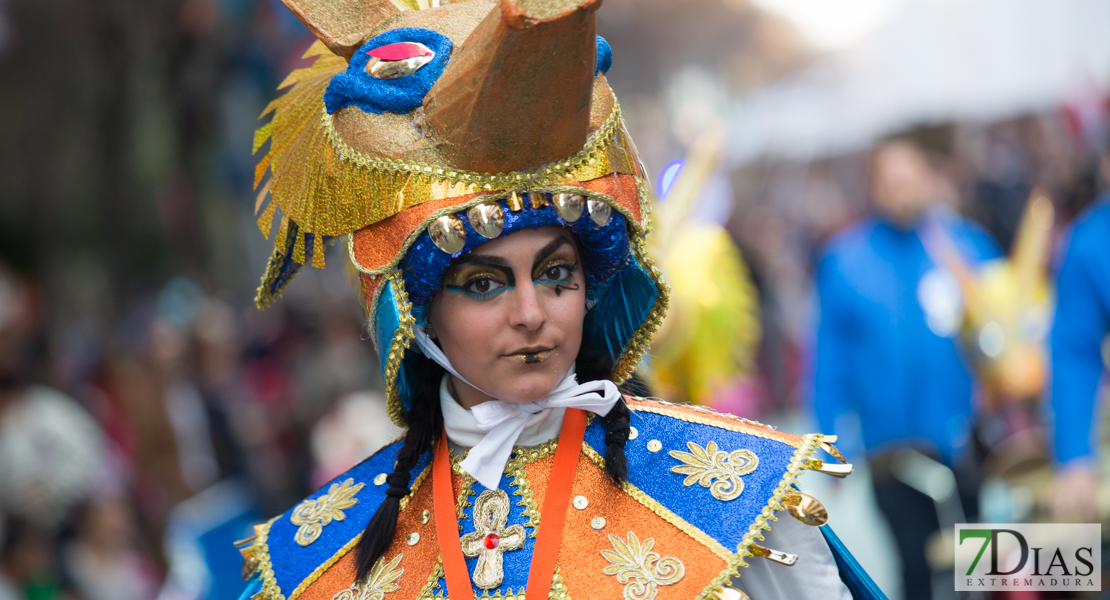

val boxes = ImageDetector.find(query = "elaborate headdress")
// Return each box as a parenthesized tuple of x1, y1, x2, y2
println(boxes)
(253, 0, 666, 426)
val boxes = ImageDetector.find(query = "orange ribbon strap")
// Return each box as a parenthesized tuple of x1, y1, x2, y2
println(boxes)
(433, 432, 473, 599)
(525, 407, 586, 600)
(432, 408, 588, 600)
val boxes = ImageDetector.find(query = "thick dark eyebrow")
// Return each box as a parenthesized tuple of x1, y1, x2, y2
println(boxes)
(446, 255, 515, 286)
(452, 255, 511, 270)
(531, 237, 573, 272)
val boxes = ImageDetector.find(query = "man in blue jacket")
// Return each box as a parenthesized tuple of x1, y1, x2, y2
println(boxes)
(812, 139, 1001, 600)
(1049, 187, 1110, 521)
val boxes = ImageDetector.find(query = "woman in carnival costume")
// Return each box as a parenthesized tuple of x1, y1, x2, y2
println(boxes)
(237, 0, 885, 598)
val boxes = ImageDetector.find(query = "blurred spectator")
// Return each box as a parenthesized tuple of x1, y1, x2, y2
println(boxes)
(811, 139, 1001, 600)
(0, 263, 111, 531)
(60, 497, 159, 600)
(310, 391, 402, 488)
(0, 517, 65, 600)
(1048, 148, 1110, 522)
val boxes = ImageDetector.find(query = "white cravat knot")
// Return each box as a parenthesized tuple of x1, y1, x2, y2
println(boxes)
(415, 327, 620, 489)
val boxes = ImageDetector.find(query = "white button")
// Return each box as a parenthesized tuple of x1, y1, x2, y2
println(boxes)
(374, 473, 387, 486)
(407, 532, 420, 545)
(573, 495, 588, 510)
(421, 510, 430, 524)
(628, 426, 638, 440)
(647, 440, 662, 452)
(591, 516, 606, 530)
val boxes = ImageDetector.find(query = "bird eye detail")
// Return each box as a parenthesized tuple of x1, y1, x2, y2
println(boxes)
(365, 42, 436, 80)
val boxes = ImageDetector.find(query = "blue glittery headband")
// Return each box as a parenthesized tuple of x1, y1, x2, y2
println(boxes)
(399, 192, 630, 322)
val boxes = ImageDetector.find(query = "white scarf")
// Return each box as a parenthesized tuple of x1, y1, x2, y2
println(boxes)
(414, 327, 620, 489)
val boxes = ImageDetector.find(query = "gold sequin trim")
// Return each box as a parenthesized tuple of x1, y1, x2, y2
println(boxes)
(291, 479, 365, 547)
(612, 234, 669, 384)
(244, 517, 282, 600)
(415, 561, 444, 599)
(626, 398, 804, 448)
(669, 442, 758, 502)
(695, 434, 824, 600)
(322, 97, 627, 193)
(448, 449, 477, 530)
(331, 553, 404, 599)
(505, 438, 559, 537)
(377, 271, 417, 427)
(601, 531, 685, 600)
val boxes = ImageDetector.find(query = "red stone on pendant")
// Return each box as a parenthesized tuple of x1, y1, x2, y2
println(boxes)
(483, 533, 500, 549)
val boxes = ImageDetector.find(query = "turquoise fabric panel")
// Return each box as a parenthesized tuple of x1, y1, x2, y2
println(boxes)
(820, 525, 889, 600)
(582, 257, 659, 363)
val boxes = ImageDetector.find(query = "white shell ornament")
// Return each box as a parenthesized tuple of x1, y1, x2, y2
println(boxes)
(429, 214, 466, 254)
(467, 202, 505, 239)
(552, 192, 584, 222)
(587, 198, 612, 226)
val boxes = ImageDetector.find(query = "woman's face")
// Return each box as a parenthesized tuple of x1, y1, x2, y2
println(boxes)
(428, 226, 586, 408)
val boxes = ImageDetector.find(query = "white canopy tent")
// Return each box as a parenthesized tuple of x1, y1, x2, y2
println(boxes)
(727, 0, 1110, 163)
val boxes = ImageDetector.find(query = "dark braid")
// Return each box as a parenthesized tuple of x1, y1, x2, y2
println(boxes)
(576, 348, 635, 485)
(354, 352, 444, 583)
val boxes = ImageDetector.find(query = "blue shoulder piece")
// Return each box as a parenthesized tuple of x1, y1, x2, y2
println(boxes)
(244, 437, 432, 599)
(585, 399, 823, 552)
(821, 525, 889, 600)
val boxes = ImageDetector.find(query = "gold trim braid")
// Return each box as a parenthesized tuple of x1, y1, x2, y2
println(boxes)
(695, 433, 822, 600)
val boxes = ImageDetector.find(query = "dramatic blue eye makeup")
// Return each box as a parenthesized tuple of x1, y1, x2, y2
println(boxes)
(534, 262, 578, 286)
(323, 27, 453, 115)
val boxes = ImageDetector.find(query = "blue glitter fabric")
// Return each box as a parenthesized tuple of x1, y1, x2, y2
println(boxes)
(242, 401, 877, 599)
(323, 28, 453, 115)
(596, 35, 612, 75)
(584, 407, 795, 550)
(399, 196, 630, 308)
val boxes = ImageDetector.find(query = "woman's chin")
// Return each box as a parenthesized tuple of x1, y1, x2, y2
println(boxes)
(493, 375, 563, 404)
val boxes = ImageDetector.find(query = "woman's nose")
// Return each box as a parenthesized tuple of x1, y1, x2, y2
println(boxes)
(508, 281, 546, 331)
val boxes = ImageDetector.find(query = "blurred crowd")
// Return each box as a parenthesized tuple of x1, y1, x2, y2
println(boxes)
(0, 0, 1109, 599)
(0, 258, 405, 600)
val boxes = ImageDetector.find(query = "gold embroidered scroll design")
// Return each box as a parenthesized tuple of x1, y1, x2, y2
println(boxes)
(459, 489, 527, 589)
(331, 553, 404, 600)
(290, 478, 365, 546)
(668, 441, 758, 501)
(601, 531, 685, 600)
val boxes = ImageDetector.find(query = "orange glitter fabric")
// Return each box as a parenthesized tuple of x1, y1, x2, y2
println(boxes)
(521, 450, 727, 599)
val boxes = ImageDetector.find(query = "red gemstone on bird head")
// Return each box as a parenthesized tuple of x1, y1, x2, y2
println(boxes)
(483, 533, 500, 550)
(367, 42, 435, 62)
